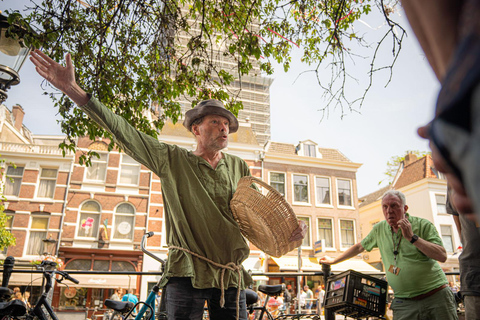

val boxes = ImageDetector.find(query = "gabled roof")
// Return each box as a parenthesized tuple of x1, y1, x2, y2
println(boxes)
(265, 141, 352, 162)
(359, 185, 391, 208)
(393, 155, 439, 189)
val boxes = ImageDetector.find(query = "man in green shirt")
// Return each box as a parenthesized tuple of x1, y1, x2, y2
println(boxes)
(320, 190, 457, 320)
(30, 50, 306, 320)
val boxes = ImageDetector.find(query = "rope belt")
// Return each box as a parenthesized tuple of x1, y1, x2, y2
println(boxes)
(168, 246, 243, 320)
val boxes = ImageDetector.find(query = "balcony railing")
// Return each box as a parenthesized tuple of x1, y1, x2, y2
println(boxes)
(0, 142, 73, 156)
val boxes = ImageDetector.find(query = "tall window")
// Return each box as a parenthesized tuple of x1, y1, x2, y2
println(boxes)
(27, 216, 49, 255)
(304, 144, 316, 157)
(293, 174, 309, 203)
(315, 177, 331, 205)
(85, 153, 108, 182)
(340, 220, 355, 247)
(2, 211, 14, 254)
(4, 165, 24, 196)
(38, 168, 58, 198)
(436, 195, 447, 214)
(113, 203, 135, 240)
(270, 172, 286, 196)
(441, 225, 454, 252)
(337, 179, 352, 206)
(298, 217, 311, 247)
(77, 201, 101, 238)
(318, 218, 333, 248)
(119, 155, 141, 185)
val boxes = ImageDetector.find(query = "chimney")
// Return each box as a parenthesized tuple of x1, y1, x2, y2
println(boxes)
(12, 105, 25, 131)
(404, 152, 418, 166)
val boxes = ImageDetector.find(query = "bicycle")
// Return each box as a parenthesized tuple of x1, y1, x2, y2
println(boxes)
(104, 232, 165, 320)
(0, 256, 79, 320)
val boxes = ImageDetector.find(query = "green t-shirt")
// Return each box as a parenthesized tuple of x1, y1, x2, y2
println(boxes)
(361, 213, 447, 298)
(81, 97, 252, 290)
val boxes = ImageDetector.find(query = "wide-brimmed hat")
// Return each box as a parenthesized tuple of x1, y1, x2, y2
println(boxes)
(183, 99, 239, 133)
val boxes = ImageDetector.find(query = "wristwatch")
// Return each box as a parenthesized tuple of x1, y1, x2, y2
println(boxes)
(410, 234, 419, 244)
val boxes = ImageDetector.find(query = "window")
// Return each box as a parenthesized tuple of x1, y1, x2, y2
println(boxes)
(436, 195, 447, 214)
(441, 225, 454, 253)
(315, 177, 331, 205)
(77, 201, 101, 238)
(38, 168, 58, 198)
(27, 216, 49, 255)
(85, 153, 108, 182)
(337, 179, 352, 207)
(340, 220, 355, 247)
(298, 217, 311, 247)
(270, 172, 285, 196)
(304, 144, 316, 157)
(119, 155, 141, 185)
(113, 203, 135, 240)
(317, 218, 333, 248)
(293, 174, 309, 203)
(4, 165, 24, 196)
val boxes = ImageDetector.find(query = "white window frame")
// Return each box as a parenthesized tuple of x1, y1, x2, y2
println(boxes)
(440, 224, 455, 253)
(435, 194, 447, 214)
(314, 176, 332, 207)
(36, 167, 58, 199)
(112, 203, 136, 242)
(336, 178, 354, 208)
(292, 173, 310, 205)
(339, 219, 356, 250)
(268, 171, 286, 197)
(303, 144, 317, 157)
(118, 154, 141, 186)
(4, 165, 25, 197)
(84, 153, 108, 183)
(26, 214, 50, 256)
(317, 217, 335, 250)
(298, 216, 312, 248)
(76, 200, 102, 240)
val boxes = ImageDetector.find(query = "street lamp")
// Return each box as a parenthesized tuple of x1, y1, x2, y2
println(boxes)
(42, 237, 57, 256)
(0, 15, 31, 103)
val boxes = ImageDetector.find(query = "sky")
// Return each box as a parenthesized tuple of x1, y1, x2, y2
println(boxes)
(1, 1, 439, 197)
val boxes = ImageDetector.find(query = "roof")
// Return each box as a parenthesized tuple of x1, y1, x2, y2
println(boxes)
(160, 120, 260, 145)
(266, 141, 351, 162)
(359, 185, 391, 208)
(393, 155, 439, 189)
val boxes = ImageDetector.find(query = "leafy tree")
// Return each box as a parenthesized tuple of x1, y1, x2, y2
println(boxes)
(2, 0, 404, 163)
(384, 150, 431, 181)
(0, 158, 16, 251)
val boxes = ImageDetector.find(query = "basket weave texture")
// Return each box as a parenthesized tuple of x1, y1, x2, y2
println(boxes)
(230, 176, 302, 257)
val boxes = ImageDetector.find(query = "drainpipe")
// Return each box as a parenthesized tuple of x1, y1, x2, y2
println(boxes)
(56, 157, 75, 257)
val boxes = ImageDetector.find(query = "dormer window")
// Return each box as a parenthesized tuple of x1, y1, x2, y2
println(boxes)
(304, 144, 316, 157)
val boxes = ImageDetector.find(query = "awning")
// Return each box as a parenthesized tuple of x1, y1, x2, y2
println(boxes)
(271, 256, 381, 274)
(67, 274, 137, 289)
(9, 273, 44, 286)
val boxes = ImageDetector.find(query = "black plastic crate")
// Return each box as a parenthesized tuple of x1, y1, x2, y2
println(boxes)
(324, 269, 388, 319)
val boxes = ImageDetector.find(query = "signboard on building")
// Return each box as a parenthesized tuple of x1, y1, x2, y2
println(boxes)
(314, 239, 325, 256)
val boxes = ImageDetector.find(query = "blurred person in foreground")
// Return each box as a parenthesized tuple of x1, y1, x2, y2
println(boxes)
(29, 49, 306, 320)
(447, 185, 480, 320)
(400, 0, 480, 220)
(320, 190, 457, 320)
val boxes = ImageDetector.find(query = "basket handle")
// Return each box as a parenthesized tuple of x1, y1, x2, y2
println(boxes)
(238, 176, 284, 197)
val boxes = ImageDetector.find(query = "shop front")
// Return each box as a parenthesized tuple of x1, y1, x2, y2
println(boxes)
(54, 247, 142, 320)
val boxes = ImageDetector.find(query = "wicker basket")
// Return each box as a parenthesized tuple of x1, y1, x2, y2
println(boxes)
(230, 176, 303, 257)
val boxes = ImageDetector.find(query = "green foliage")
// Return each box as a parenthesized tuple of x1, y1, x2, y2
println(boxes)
(0, 158, 17, 251)
(384, 150, 432, 181)
(2, 0, 403, 158)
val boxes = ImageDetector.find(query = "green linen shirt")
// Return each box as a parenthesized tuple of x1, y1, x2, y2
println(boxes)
(81, 97, 252, 290)
(361, 213, 447, 298)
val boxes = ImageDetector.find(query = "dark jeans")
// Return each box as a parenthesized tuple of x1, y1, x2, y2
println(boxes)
(164, 277, 247, 320)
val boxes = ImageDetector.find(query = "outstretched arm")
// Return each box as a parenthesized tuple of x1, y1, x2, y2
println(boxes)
(319, 243, 365, 265)
(30, 49, 90, 106)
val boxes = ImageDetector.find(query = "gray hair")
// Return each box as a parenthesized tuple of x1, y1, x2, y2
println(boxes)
(382, 190, 407, 206)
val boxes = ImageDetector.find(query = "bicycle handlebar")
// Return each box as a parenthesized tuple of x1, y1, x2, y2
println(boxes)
(57, 270, 80, 284)
(141, 232, 166, 266)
